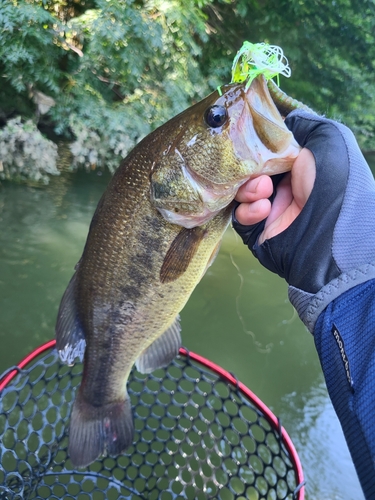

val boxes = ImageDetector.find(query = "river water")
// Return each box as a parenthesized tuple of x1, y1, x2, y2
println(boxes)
(0, 163, 369, 499)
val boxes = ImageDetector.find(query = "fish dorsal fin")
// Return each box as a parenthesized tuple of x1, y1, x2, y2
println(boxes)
(135, 316, 181, 374)
(248, 76, 293, 153)
(55, 272, 86, 365)
(160, 226, 206, 283)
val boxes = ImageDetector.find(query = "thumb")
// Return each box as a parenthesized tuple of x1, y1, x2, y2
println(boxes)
(260, 148, 316, 243)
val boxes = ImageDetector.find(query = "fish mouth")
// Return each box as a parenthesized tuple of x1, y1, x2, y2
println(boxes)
(231, 77, 301, 175)
(156, 206, 224, 228)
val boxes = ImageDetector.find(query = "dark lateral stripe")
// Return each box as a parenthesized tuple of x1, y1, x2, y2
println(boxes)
(331, 325, 354, 392)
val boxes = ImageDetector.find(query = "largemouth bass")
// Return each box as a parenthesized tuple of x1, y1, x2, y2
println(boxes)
(56, 75, 300, 467)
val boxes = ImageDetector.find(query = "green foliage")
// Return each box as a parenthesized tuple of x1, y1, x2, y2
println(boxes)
(0, 0, 214, 180)
(1, 0, 375, 183)
(201, 0, 375, 149)
(68, 102, 143, 173)
(0, 0, 66, 114)
(72, 0, 211, 118)
(0, 117, 59, 184)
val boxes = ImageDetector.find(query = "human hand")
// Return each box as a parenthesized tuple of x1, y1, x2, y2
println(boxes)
(233, 110, 375, 332)
(234, 148, 316, 244)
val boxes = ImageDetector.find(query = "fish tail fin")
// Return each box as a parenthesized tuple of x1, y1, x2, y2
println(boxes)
(68, 391, 134, 468)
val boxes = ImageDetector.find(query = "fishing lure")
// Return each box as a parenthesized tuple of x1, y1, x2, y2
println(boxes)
(231, 41, 291, 89)
(229, 41, 316, 115)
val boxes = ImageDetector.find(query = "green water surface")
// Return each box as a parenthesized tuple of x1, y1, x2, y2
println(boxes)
(0, 166, 367, 499)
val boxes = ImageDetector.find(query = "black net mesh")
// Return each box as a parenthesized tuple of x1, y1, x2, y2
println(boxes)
(0, 346, 304, 500)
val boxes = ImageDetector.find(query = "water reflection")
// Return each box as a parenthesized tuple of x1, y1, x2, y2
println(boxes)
(280, 382, 363, 499)
(0, 162, 370, 499)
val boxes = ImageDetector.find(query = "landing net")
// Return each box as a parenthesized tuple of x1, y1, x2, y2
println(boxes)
(0, 340, 305, 499)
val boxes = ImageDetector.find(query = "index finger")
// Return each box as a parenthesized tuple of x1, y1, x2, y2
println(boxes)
(235, 175, 273, 203)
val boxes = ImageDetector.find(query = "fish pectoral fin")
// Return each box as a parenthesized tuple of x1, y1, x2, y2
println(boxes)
(160, 226, 206, 283)
(135, 316, 181, 374)
(55, 273, 86, 365)
(205, 240, 222, 273)
(69, 391, 134, 468)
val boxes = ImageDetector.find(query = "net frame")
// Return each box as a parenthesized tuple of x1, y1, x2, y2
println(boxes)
(0, 340, 305, 499)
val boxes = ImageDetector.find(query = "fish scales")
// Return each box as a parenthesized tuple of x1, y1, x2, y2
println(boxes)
(56, 76, 301, 467)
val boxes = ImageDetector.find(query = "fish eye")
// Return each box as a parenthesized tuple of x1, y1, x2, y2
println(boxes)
(204, 105, 228, 129)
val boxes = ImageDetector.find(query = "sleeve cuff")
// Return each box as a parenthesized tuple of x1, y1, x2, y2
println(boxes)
(288, 263, 375, 333)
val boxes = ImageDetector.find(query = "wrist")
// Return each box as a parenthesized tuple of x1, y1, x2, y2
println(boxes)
(288, 263, 375, 333)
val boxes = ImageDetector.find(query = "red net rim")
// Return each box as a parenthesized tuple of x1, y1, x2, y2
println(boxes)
(0, 339, 305, 499)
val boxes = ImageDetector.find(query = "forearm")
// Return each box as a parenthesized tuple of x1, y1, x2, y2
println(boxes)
(314, 279, 375, 499)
